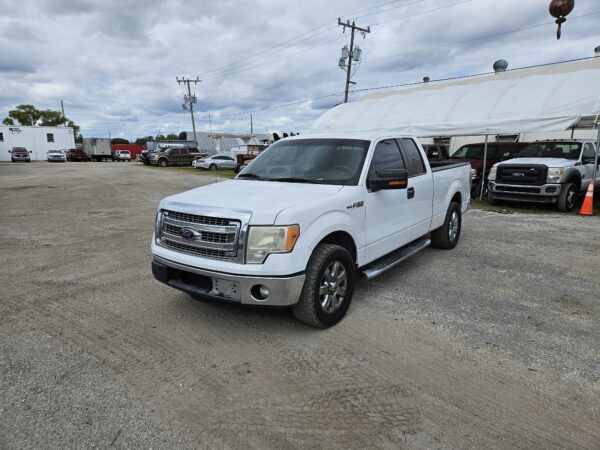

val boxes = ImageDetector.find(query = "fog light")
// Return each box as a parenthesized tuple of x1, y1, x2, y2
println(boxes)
(251, 284, 270, 301)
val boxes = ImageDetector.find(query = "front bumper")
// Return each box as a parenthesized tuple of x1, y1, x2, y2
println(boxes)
(152, 255, 305, 307)
(489, 181, 561, 203)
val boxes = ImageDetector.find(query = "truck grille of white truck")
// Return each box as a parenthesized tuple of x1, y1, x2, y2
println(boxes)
(158, 210, 241, 260)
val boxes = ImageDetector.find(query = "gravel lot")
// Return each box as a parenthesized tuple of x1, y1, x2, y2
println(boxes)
(1, 162, 599, 449)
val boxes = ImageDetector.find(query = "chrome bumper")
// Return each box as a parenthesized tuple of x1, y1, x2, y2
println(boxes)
(489, 181, 561, 202)
(152, 255, 305, 307)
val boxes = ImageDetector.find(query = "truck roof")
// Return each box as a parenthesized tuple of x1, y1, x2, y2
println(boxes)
(284, 131, 417, 142)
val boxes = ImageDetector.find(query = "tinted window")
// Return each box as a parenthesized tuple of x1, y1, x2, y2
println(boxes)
(0, 132, 3, 142)
(180, 148, 189, 155)
(517, 142, 581, 159)
(398, 138, 426, 176)
(169, 149, 180, 155)
(452, 145, 499, 160)
(47, 133, 54, 142)
(369, 140, 405, 177)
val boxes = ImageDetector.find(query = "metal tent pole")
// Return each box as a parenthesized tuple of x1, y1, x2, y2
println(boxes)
(594, 123, 600, 185)
(480, 134, 489, 200)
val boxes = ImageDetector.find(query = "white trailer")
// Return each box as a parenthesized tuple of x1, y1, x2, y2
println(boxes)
(0, 125, 75, 161)
(82, 138, 112, 161)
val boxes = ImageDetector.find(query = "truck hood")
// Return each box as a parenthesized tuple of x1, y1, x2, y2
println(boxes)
(159, 179, 344, 224)
(498, 157, 575, 167)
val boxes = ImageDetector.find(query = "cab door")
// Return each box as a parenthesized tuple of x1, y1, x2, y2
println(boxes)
(581, 142, 598, 190)
(397, 138, 434, 239)
(365, 139, 416, 262)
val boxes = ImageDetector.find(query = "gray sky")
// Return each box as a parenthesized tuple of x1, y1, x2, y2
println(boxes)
(1, 0, 598, 139)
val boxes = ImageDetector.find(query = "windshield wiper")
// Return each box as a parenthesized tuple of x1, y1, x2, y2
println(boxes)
(236, 173, 262, 180)
(268, 177, 323, 184)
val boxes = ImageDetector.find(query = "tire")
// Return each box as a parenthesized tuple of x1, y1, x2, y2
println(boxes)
(292, 244, 355, 328)
(431, 202, 461, 250)
(557, 182, 577, 212)
(210, 164, 217, 171)
(471, 179, 488, 199)
(488, 195, 498, 206)
(158, 159, 168, 168)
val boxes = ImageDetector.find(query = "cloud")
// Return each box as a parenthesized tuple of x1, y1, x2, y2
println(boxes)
(0, 0, 598, 139)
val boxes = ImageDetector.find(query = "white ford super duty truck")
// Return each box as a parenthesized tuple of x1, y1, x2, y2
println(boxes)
(152, 132, 471, 327)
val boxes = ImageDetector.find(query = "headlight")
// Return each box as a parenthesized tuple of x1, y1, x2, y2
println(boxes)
(547, 167, 564, 183)
(488, 166, 497, 181)
(151, 154, 158, 159)
(246, 225, 300, 264)
(471, 169, 478, 179)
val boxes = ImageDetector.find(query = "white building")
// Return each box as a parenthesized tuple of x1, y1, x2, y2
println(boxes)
(0, 125, 76, 161)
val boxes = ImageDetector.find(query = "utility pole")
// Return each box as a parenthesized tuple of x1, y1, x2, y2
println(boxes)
(250, 114, 253, 135)
(60, 100, 65, 125)
(177, 76, 200, 148)
(338, 18, 370, 103)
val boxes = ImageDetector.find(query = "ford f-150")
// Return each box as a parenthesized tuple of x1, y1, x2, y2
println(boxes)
(151, 132, 471, 327)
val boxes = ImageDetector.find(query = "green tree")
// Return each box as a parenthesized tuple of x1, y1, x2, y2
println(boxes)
(5, 104, 42, 126)
(3, 117, 14, 125)
(134, 136, 154, 145)
(111, 138, 129, 145)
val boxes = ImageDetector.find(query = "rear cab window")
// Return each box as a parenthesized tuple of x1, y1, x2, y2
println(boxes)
(397, 138, 426, 177)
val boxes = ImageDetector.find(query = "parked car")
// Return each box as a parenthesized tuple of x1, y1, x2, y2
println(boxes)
(113, 150, 131, 161)
(422, 144, 450, 161)
(150, 147, 203, 167)
(488, 139, 600, 212)
(9, 147, 31, 162)
(445, 141, 529, 198)
(151, 133, 471, 328)
(193, 154, 237, 170)
(47, 150, 66, 163)
(67, 149, 90, 162)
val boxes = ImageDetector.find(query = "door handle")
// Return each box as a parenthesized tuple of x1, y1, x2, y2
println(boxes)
(407, 187, 415, 199)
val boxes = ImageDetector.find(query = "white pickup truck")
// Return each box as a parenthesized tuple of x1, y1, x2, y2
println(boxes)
(151, 132, 471, 327)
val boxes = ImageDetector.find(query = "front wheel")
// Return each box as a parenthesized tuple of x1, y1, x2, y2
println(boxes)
(292, 244, 355, 328)
(158, 159, 168, 168)
(431, 202, 461, 249)
(557, 183, 577, 212)
(210, 164, 217, 171)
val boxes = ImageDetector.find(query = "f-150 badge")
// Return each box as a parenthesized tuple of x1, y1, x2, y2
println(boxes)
(347, 201, 364, 209)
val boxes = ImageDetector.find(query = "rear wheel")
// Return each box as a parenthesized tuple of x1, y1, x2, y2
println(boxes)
(471, 179, 488, 199)
(431, 202, 461, 249)
(210, 164, 217, 171)
(292, 244, 355, 328)
(557, 183, 577, 212)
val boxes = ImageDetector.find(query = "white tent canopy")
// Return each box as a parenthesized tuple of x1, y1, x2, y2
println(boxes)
(312, 58, 600, 136)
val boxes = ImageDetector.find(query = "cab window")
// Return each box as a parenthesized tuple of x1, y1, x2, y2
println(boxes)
(582, 143, 596, 160)
(398, 138, 426, 176)
(368, 140, 405, 178)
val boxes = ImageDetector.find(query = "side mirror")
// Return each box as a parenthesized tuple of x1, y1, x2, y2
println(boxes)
(369, 169, 409, 192)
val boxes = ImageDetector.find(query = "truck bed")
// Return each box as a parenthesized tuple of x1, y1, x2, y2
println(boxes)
(430, 161, 471, 172)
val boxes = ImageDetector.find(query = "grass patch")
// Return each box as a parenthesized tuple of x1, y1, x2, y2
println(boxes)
(138, 164, 236, 179)
(470, 196, 600, 217)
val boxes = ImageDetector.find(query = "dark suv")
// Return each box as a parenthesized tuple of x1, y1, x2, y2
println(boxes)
(444, 142, 530, 197)
(149, 146, 203, 167)
(10, 147, 31, 162)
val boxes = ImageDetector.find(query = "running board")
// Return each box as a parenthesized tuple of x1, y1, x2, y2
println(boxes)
(360, 237, 431, 280)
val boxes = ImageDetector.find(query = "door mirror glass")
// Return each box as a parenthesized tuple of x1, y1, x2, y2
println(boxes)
(369, 169, 408, 192)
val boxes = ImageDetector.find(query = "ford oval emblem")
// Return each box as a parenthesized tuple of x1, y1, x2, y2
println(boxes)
(512, 172, 525, 177)
(180, 227, 200, 240)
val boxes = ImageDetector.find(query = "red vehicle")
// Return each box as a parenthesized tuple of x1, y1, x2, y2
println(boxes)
(10, 147, 31, 162)
(111, 144, 145, 161)
(443, 142, 530, 197)
(67, 149, 90, 161)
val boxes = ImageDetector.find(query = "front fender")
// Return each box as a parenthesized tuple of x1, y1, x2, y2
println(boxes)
(292, 209, 364, 270)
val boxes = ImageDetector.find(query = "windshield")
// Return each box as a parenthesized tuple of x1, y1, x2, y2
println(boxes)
(516, 142, 581, 159)
(451, 145, 499, 160)
(237, 138, 370, 185)
(48, 150, 62, 154)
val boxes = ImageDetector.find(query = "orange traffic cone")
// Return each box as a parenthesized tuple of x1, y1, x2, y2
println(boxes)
(579, 180, 594, 216)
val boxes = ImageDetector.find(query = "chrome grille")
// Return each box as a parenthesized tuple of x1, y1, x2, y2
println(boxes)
(164, 210, 232, 227)
(159, 209, 241, 260)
